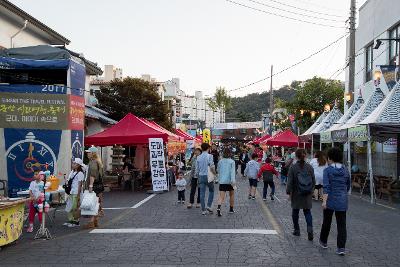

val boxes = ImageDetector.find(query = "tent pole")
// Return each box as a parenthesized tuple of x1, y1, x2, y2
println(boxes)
(319, 141, 322, 151)
(397, 134, 400, 181)
(347, 141, 352, 195)
(311, 135, 314, 157)
(367, 126, 375, 204)
(303, 142, 306, 149)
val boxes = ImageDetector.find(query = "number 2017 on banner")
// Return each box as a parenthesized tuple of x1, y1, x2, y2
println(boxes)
(42, 85, 66, 93)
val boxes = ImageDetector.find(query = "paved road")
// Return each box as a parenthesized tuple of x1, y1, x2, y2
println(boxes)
(1, 173, 399, 266)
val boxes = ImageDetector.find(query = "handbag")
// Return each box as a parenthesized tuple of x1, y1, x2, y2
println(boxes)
(81, 190, 97, 210)
(208, 166, 216, 183)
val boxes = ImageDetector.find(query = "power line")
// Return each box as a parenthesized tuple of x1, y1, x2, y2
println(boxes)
(228, 33, 349, 92)
(247, 0, 346, 22)
(294, 0, 347, 13)
(225, 0, 347, 29)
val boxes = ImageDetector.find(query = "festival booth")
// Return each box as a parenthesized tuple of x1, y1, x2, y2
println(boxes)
(253, 134, 271, 145)
(85, 113, 183, 192)
(335, 87, 386, 203)
(175, 129, 202, 160)
(309, 104, 343, 155)
(262, 129, 300, 147)
(358, 83, 400, 203)
(299, 110, 329, 147)
(0, 45, 86, 242)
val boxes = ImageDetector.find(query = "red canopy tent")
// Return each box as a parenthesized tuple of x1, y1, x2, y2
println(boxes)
(85, 113, 180, 146)
(141, 119, 184, 142)
(261, 129, 299, 147)
(174, 129, 194, 141)
(253, 134, 271, 145)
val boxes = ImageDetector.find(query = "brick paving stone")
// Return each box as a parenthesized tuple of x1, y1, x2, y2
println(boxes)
(1, 173, 399, 266)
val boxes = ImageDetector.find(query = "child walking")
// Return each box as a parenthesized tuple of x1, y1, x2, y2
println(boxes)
(176, 172, 187, 204)
(27, 171, 45, 233)
(244, 153, 260, 200)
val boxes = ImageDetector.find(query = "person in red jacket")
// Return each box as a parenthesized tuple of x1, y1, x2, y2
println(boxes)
(258, 157, 279, 201)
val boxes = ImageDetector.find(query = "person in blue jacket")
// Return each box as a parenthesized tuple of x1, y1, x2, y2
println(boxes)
(319, 147, 351, 256)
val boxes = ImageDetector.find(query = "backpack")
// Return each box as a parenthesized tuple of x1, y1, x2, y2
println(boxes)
(262, 170, 274, 183)
(296, 167, 313, 195)
(64, 172, 79, 195)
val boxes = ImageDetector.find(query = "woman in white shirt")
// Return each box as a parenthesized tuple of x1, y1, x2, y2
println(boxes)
(310, 151, 327, 200)
(64, 158, 85, 227)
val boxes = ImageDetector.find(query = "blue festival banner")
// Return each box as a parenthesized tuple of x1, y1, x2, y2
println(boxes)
(4, 128, 62, 196)
(71, 130, 84, 161)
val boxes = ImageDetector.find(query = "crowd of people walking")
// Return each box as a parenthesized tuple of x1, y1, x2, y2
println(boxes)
(181, 142, 351, 256)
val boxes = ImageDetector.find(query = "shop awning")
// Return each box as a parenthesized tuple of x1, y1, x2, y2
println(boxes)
(85, 113, 177, 146)
(141, 119, 184, 142)
(311, 104, 343, 134)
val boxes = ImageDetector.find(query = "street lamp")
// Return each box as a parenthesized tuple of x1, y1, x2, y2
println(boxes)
(310, 111, 316, 119)
(324, 104, 331, 112)
(344, 92, 352, 103)
(300, 109, 304, 115)
(374, 70, 382, 87)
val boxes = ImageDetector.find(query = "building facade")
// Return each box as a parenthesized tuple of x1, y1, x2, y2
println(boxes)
(345, 0, 400, 177)
(346, 0, 400, 101)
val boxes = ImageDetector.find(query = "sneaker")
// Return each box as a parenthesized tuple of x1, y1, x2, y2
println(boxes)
(201, 211, 207, 215)
(229, 208, 235, 214)
(177, 200, 181, 204)
(187, 204, 192, 209)
(26, 225, 33, 233)
(248, 195, 252, 199)
(217, 209, 222, 217)
(206, 207, 213, 214)
(252, 196, 256, 200)
(336, 248, 346, 256)
(262, 198, 267, 201)
(270, 195, 274, 201)
(319, 240, 328, 249)
(182, 201, 185, 204)
(63, 221, 72, 226)
(68, 223, 78, 228)
(195, 204, 200, 208)
(292, 230, 300, 236)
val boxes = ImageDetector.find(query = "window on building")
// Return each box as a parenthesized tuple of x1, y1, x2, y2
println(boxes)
(365, 43, 373, 82)
(389, 25, 400, 65)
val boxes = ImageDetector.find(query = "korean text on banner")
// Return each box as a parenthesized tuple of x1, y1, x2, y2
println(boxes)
(149, 138, 168, 191)
(348, 125, 368, 142)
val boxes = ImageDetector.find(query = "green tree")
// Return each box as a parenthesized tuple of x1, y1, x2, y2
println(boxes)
(207, 86, 232, 122)
(95, 77, 172, 129)
(285, 76, 344, 132)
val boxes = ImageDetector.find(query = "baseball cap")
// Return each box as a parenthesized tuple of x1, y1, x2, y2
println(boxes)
(73, 158, 85, 167)
(85, 146, 98, 153)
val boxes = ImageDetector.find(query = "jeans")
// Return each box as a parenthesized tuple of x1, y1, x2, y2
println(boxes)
(189, 178, 200, 204)
(263, 181, 275, 198)
(178, 190, 185, 201)
(280, 175, 287, 184)
(199, 175, 214, 211)
(320, 209, 347, 249)
(240, 164, 246, 175)
(292, 209, 313, 231)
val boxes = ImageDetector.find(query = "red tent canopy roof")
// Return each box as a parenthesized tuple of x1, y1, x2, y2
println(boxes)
(141, 119, 184, 142)
(253, 134, 271, 144)
(85, 113, 177, 146)
(262, 129, 299, 147)
(174, 129, 194, 141)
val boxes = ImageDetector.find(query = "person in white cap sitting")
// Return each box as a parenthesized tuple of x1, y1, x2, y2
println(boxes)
(63, 158, 85, 227)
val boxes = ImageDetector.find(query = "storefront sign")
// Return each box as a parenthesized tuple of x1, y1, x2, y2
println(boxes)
(213, 121, 263, 130)
(0, 92, 68, 130)
(149, 138, 168, 192)
(332, 129, 348, 143)
(383, 138, 397, 153)
(320, 131, 332, 143)
(348, 125, 368, 142)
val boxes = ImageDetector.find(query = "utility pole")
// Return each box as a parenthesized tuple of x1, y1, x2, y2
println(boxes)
(348, 0, 356, 109)
(269, 65, 274, 135)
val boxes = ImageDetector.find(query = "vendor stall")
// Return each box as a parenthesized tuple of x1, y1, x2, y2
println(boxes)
(0, 198, 28, 247)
